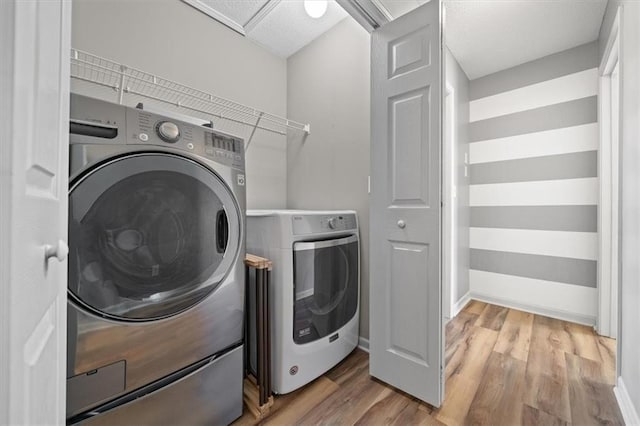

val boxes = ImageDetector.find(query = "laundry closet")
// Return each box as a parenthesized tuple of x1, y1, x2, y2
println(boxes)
(4, 0, 640, 424)
(67, 0, 371, 423)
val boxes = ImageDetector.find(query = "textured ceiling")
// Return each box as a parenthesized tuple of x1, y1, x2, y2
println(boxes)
(187, 0, 348, 58)
(443, 0, 608, 79)
(199, 0, 269, 26)
(246, 1, 348, 58)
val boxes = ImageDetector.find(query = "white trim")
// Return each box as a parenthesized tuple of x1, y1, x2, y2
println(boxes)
(470, 178, 599, 206)
(470, 228, 598, 261)
(597, 6, 621, 339)
(469, 123, 599, 165)
(358, 336, 370, 353)
(181, 0, 246, 35)
(468, 293, 595, 326)
(469, 269, 597, 326)
(244, 0, 281, 34)
(335, 0, 390, 32)
(614, 377, 640, 426)
(470, 68, 598, 122)
(443, 81, 456, 321)
(451, 292, 471, 318)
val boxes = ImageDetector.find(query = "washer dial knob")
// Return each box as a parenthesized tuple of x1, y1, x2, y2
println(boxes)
(156, 121, 181, 143)
(327, 217, 337, 229)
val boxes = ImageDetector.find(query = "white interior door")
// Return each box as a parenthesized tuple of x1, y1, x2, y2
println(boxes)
(0, 0, 71, 424)
(369, 0, 443, 406)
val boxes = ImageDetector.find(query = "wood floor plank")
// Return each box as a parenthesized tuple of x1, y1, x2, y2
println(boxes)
(522, 404, 569, 426)
(523, 315, 572, 423)
(392, 400, 445, 426)
(445, 311, 479, 365)
(295, 366, 389, 425)
(325, 348, 369, 386)
(565, 321, 603, 362)
(462, 300, 487, 315)
(565, 352, 624, 425)
(464, 351, 527, 426)
(435, 326, 499, 425)
(475, 304, 509, 331)
(261, 377, 339, 425)
(596, 335, 617, 386)
(531, 314, 575, 353)
(494, 309, 534, 362)
(353, 389, 412, 425)
(463, 299, 487, 315)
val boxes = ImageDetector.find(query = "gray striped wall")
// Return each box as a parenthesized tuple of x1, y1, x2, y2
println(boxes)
(469, 41, 599, 306)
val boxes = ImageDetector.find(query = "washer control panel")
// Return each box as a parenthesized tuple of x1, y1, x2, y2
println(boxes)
(292, 213, 357, 235)
(126, 107, 244, 171)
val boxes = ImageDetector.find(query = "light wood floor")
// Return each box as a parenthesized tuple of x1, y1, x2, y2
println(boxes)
(234, 301, 623, 425)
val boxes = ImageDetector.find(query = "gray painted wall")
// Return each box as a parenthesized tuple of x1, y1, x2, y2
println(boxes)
(445, 48, 471, 306)
(600, 1, 640, 418)
(71, 0, 288, 209)
(468, 42, 600, 322)
(286, 18, 371, 338)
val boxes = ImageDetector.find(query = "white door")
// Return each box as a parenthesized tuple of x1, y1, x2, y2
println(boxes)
(369, 0, 443, 406)
(0, 0, 71, 424)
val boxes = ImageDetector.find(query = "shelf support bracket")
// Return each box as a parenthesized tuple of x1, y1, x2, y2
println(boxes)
(245, 112, 264, 152)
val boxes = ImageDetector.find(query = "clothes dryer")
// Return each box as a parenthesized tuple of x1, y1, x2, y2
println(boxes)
(247, 210, 359, 394)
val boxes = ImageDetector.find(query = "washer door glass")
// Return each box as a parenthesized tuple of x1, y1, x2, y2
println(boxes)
(292, 235, 359, 344)
(68, 153, 241, 321)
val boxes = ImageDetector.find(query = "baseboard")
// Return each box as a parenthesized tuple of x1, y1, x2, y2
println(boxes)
(358, 336, 369, 353)
(615, 377, 640, 426)
(469, 292, 596, 326)
(452, 291, 471, 318)
(469, 270, 597, 326)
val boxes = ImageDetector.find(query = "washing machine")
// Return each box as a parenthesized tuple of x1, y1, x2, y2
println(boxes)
(66, 94, 245, 425)
(246, 210, 359, 394)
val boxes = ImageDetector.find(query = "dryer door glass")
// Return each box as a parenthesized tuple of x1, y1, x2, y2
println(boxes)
(68, 153, 241, 321)
(292, 235, 359, 344)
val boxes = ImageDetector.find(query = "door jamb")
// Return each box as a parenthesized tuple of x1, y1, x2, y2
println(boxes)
(443, 82, 456, 321)
(597, 6, 621, 339)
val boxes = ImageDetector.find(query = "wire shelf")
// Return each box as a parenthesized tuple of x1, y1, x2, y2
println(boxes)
(70, 48, 310, 140)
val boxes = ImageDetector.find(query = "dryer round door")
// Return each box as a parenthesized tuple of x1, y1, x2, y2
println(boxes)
(68, 152, 242, 321)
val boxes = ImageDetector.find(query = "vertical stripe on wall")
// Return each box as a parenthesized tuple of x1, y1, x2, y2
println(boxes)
(467, 42, 599, 324)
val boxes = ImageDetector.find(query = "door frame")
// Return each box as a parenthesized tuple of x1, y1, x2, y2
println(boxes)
(597, 6, 621, 339)
(443, 81, 456, 321)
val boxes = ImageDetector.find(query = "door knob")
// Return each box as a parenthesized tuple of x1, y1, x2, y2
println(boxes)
(397, 220, 406, 229)
(45, 240, 69, 262)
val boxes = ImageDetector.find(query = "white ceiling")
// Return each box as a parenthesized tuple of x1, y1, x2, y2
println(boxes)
(187, 0, 348, 58)
(443, 0, 608, 79)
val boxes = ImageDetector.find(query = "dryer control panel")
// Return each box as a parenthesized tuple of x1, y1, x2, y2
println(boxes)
(292, 213, 357, 235)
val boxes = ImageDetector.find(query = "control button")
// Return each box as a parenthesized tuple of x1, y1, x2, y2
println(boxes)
(156, 121, 180, 143)
(187, 143, 194, 150)
(328, 217, 337, 229)
(138, 133, 149, 142)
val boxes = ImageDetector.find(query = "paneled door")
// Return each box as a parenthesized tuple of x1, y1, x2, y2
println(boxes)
(0, 0, 71, 423)
(369, 0, 443, 406)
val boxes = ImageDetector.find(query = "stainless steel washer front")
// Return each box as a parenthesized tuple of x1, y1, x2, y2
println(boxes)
(66, 94, 246, 422)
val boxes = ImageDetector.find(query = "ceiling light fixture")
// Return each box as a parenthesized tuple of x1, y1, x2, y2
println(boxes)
(304, 0, 328, 18)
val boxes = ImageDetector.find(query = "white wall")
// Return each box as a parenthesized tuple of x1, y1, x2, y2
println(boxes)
(600, 2, 640, 422)
(445, 48, 471, 312)
(71, 0, 288, 209)
(286, 18, 371, 338)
